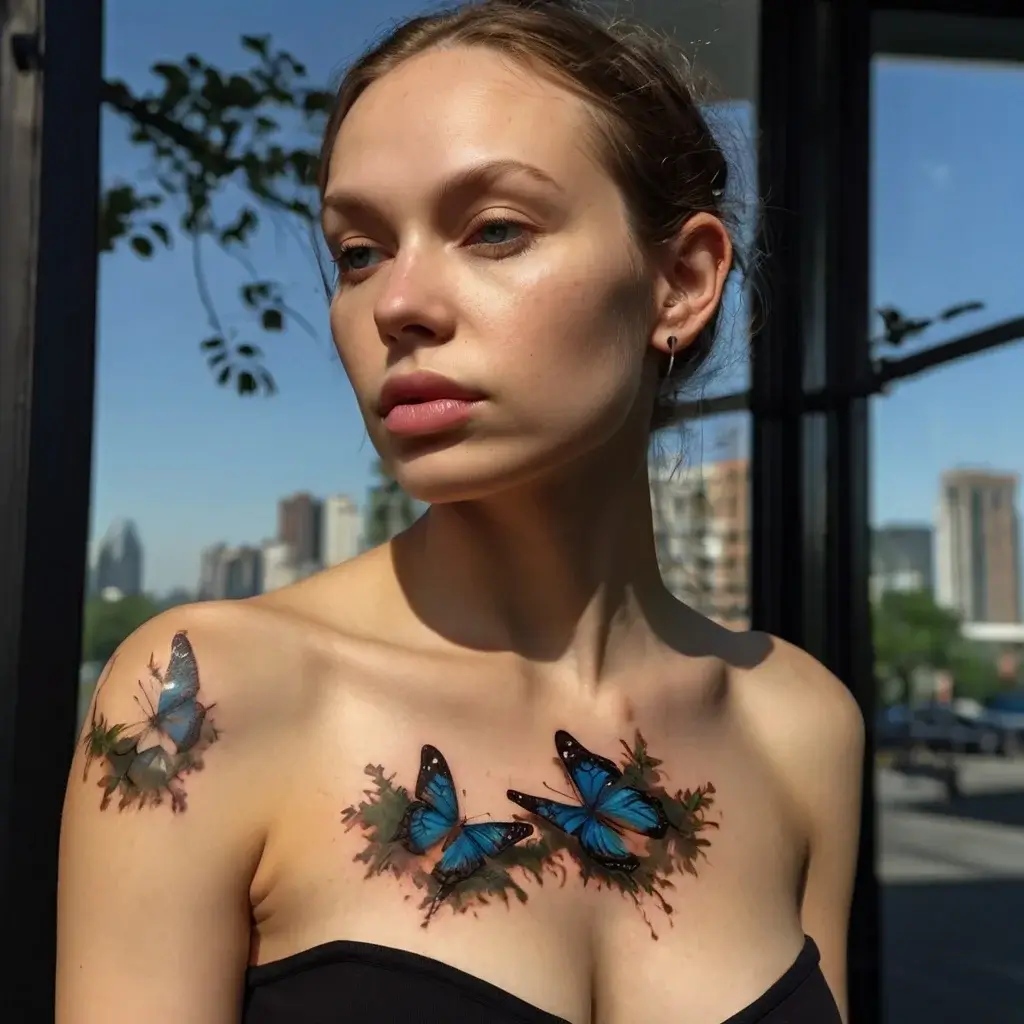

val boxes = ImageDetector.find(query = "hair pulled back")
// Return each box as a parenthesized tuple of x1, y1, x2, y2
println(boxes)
(319, 0, 741, 430)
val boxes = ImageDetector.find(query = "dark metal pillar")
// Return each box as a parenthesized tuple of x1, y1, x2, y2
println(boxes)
(753, 1, 879, 1020)
(0, 0, 103, 1016)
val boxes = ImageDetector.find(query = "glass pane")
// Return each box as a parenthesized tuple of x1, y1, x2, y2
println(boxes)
(80, 1, 758, 731)
(651, 412, 751, 629)
(600, 2, 760, 401)
(80, 0, 437, 730)
(870, 36, 1024, 1024)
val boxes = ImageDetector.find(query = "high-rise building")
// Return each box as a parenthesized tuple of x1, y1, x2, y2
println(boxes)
(871, 524, 934, 600)
(936, 469, 1021, 624)
(322, 495, 361, 567)
(278, 492, 323, 566)
(94, 519, 144, 597)
(223, 546, 263, 599)
(198, 542, 228, 600)
(650, 456, 750, 629)
(261, 539, 298, 593)
(197, 543, 263, 599)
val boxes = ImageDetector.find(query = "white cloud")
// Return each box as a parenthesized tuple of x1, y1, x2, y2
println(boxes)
(922, 160, 952, 188)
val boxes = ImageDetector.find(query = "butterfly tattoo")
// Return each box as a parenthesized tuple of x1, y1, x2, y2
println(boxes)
(135, 631, 211, 750)
(507, 730, 668, 872)
(83, 631, 218, 811)
(393, 744, 533, 916)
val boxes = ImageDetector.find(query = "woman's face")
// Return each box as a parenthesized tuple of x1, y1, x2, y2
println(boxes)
(322, 46, 660, 503)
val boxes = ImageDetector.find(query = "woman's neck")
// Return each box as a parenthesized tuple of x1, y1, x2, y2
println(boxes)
(390, 456, 676, 690)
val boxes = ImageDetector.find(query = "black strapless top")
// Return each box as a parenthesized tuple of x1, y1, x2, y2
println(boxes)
(242, 934, 841, 1023)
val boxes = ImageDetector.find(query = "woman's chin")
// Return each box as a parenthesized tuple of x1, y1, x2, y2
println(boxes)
(387, 440, 553, 506)
(393, 462, 524, 506)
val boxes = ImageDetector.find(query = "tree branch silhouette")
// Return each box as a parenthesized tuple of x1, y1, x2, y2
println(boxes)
(99, 34, 333, 395)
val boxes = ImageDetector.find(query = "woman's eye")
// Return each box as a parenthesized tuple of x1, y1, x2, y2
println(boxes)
(471, 221, 524, 246)
(336, 245, 381, 274)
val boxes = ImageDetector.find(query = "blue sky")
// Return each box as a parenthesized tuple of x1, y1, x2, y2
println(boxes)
(90, 0, 1024, 593)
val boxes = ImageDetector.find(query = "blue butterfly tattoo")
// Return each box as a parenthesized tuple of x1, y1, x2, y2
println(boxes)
(84, 630, 219, 812)
(136, 631, 210, 751)
(392, 745, 534, 912)
(507, 730, 668, 873)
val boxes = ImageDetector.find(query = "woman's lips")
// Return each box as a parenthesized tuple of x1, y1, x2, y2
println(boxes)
(382, 398, 481, 437)
(377, 371, 485, 438)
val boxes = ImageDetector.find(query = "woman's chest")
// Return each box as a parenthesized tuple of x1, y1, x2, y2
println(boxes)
(249, 687, 808, 1022)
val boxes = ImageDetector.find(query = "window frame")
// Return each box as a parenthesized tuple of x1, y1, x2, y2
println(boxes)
(0, 0, 103, 1015)
(2, 0, 1023, 1018)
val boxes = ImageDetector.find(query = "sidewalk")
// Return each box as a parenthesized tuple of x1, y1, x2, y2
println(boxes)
(877, 760, 1024, 1024)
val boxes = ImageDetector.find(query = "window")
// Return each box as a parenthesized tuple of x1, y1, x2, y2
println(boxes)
(651, 413, 751, 630)
(79, 1, 427, 726)
(870, 17, 1024, 1019)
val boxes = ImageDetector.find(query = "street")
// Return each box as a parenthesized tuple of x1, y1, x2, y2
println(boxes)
(877, 757, 1024, 1023)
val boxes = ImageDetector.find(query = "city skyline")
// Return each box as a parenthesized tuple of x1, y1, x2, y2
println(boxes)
(92, 487, 363, 600)
(87, 1, 1024, 593)
(91, 456, 1023, 633)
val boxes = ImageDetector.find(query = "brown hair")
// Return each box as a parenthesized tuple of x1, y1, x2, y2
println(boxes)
(318, 0, 742, 430)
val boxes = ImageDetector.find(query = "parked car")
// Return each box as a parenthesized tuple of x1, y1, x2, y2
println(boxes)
(876, 703, 1003, 756)
(957, 692, 1024, 758)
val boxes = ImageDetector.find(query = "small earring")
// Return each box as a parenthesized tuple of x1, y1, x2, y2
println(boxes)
(665, 336, 678, 379)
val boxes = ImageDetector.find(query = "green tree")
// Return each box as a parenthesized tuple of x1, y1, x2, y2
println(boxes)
(949, 646, 1003, 702)
(103, 37, 423, 520)
(100, 35, 332, 396)
(363, 459, 420, 548)
(873, 589, 961, 692)
(873, 588, 1003, 704)
(81, 594, 160, 665)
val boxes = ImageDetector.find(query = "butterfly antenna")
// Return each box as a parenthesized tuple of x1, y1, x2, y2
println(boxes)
(122, 698, 153, 737)
(542, 781, 575, 802)
(136, 679, 158, 718)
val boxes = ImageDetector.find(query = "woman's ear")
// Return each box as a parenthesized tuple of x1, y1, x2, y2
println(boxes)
(649, 213, 732, 360)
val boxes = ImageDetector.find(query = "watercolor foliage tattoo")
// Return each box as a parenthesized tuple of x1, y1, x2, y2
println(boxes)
(342, 731, 717, 936)
(506, 730, 718, 935)
(82, 631, 219, 812)
(343, 745, 534, 924)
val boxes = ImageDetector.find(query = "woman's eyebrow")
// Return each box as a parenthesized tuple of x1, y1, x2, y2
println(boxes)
(322, 157, 565, 219)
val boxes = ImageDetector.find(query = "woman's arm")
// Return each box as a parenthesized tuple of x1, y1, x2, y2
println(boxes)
(792, 668, 864, 1022)
(57, 610, 271, 1024)
(743, 637, 865, 1023)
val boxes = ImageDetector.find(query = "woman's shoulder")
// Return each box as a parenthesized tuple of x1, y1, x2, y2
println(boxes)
(721, 628, 865, 837)
(665, 605, 863, 747)
(729, 631, 865, 752)
(670, 609, 864, 819)
(80, 595, 345, 762)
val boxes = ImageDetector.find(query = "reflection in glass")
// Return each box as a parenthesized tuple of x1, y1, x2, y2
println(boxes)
(80, 2, 426, 729)
(871, 40, 1024, 1024)
(80, 1, 762, 732)
(651, 414, 750, 629)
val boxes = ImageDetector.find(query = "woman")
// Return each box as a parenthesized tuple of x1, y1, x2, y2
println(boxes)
(57, 2, 863, 1021)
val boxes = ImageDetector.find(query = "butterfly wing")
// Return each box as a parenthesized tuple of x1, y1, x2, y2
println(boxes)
(557, 730, 668, 839)
(392, 745, 459, 856)
(574, 815, 639, 873)
(415, 745, 460, 824)
(432, 821, 533, 889)
(394, 802, 453, 855)
(158, 698, 206, 752)
(507, 789, 638, 872)
(594, 782, 669, 838)
(154, 633, 203, 748)
(157, 633, 200, 711)
(506, 789, 591, 835)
